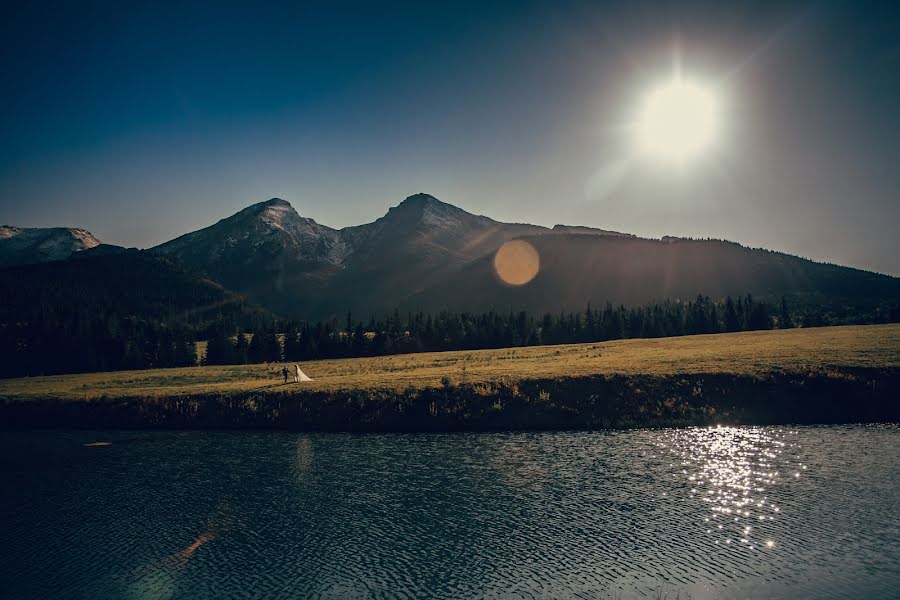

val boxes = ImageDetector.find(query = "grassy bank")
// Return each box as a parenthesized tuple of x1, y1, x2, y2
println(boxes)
(1, 324, 898, 430)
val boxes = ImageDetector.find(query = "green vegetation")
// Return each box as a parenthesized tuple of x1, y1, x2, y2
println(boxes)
(1, 324, 898, 430)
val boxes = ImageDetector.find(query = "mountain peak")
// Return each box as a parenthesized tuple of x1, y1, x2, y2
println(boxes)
(386, 193, 473, 227)
(234, 198, 303, 227)
(395, 193, 462, 213)
(0, 225, 22, 239)
(399, 193, 440, 206)
(224, 197, 339, 236)
(153, 196, 349, 275)
(242, 197, 293, 214)
(0, 226, 101, 267)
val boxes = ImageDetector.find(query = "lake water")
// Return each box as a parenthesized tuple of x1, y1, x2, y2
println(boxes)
(1, 426, 897, 599)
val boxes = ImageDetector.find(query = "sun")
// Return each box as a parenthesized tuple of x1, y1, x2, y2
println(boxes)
(636, 78, 718, 163)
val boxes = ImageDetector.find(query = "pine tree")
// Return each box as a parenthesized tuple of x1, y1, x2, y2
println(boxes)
(779, 297, 794, 329)
(247, 330, 265, 363)
(283, 327, 301, 361)
(235, 332, 250, 364)
(205, 332, 234, 365)
(264, 332, 282, 362)
(174, 336, 198, 367)
(723, 296, 740, 332)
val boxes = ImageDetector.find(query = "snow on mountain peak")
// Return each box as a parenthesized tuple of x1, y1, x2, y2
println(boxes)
(259, 201, 299, 231)
(70, 228, 101, 248)
(0, 226, 101, 267)
(0, 225, 22, 239)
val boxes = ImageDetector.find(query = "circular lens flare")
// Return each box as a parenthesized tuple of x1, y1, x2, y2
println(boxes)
(637, 79, 718, 163)
(493, 240, 540, 286)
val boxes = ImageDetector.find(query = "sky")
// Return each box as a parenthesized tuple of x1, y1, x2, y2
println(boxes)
(1, 0, 898, 275)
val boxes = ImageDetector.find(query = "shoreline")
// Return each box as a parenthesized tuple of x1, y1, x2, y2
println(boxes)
(3, 367, 897, 431)
(2, 325, 897, 432)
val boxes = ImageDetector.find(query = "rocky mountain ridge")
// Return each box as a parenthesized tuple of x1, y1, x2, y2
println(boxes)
(4, 194, 898, 320)
(0, 225, 101, 267)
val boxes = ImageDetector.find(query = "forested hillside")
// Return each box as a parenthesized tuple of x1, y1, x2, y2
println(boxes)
(0, 251, 272, 377)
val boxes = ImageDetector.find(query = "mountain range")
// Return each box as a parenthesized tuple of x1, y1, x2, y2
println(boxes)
(3, 194, 899, 321)
(151, 195, 562, 317)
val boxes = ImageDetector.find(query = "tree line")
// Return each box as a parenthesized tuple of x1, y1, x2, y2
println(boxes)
(0, 253, 272, 378)
(206, 295, 900, 364)
(3, 292, 897, 378)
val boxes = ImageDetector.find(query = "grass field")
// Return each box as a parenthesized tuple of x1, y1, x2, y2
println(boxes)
(2, 324, 898, 402)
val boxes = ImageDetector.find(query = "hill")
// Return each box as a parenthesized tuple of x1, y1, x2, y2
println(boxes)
(408, 234, 900, 314)
(0, 251, 273, 377)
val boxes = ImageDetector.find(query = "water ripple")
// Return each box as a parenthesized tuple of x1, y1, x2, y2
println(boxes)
(0, 425, 897, 599)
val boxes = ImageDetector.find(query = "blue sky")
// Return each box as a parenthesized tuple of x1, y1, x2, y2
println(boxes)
(1, 0, 898, 275)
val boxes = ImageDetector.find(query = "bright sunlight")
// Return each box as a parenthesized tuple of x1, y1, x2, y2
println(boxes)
(636, 78, 718, 164)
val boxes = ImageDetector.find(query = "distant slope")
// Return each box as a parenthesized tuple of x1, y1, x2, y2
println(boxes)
(0, 251, 275, 377)
(551, 224, 635, 237)
(406, 235, 900, 314)
(0, 225, 100, 267)
(0, 250, 272, 332)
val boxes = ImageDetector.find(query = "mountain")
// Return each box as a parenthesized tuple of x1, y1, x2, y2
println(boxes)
(153, 198, 347, 316)
(0, 225, 101, 267)
(153, 194, 549, 317)
(9, 194, 895, 323)
(325, 194, 548, 315)
(407, 235, 900, 314)
(148, 194, 899, 320)
(155, 198, 348, 266)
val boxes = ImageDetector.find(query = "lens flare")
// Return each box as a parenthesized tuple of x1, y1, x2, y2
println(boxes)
(493, 240, 540, 286)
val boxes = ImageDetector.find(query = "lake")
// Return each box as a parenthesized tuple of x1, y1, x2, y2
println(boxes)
(1, 426, 897, 599)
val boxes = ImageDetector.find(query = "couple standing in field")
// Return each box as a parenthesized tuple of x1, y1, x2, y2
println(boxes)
(281, 364, 311, 384)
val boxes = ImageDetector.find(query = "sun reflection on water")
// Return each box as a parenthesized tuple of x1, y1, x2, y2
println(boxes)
(661, 426, 806, 553)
